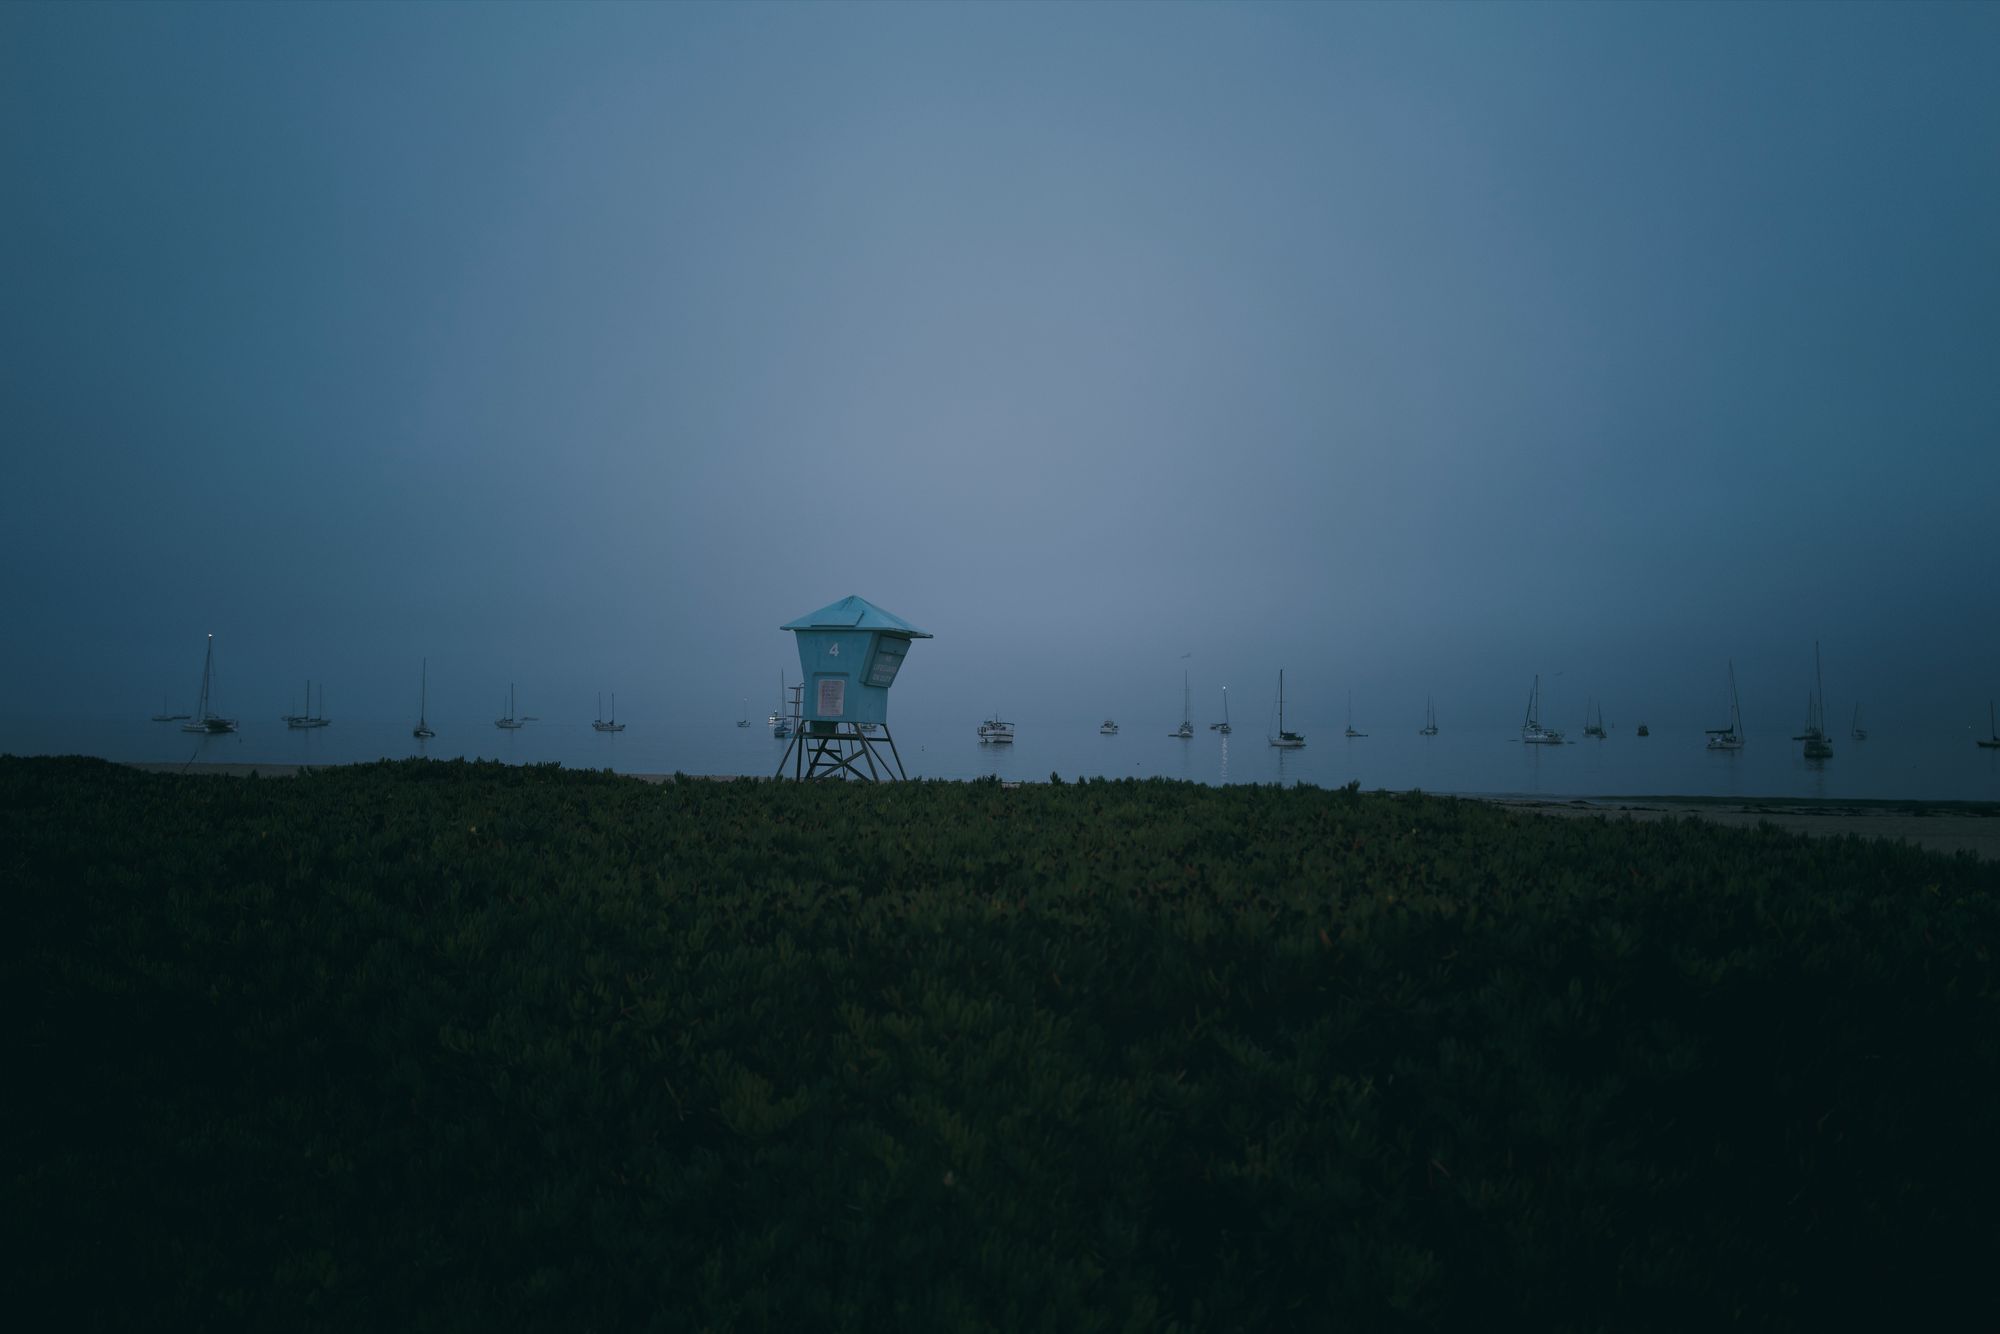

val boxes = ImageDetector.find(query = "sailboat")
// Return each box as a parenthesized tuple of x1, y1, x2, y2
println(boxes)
(412, 659, 435, 739)
(1170, 670, 1193, 738)
(1850, 704, 1867, 742)
(737, 699, 751, 728)
(1520, 675, 1564, 744)
(287, 680, 329, 729)
(1343, 691, 1366, 738)
(1705, 661, 1744, 751)
(150, 693, 189, 723)
(1269, 669, 1305, 749)
(1419, 696, 1438, 736)
(1979, 702, 2000, 749)
(1802, 642, 1833, 760)
(180, 633, 238, 733)
(771, 672, 791, 738)
(1209, 686, 1231, 734)
(1582, 700, 1606, 739)
(592, 692, 626, 733)
(495, 684, 525, 730)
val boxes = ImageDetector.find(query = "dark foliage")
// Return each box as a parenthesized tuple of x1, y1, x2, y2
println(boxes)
(6, 756, 1998, 1332)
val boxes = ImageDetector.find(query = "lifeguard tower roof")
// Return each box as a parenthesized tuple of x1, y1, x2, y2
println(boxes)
(781, 595, 931, 638)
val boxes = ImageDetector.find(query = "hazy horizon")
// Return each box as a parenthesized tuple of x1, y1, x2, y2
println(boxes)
(4, 2, 1996, 746)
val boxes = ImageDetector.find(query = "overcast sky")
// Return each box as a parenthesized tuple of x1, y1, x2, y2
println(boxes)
(3, 0, 1996, 731)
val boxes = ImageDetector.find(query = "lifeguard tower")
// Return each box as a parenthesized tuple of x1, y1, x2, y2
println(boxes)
(775, 595, 930, 780)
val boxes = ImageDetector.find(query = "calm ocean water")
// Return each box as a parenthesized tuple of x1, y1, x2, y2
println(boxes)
(6, 707, 1999, 801)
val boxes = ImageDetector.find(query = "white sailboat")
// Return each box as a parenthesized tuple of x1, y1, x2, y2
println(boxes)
(1802, 642, 1833, 760)
(593, 692, 626, 733)
(1520, 675, 1564, 744)
(412, 659, 435, 739)
(1209, 686, 1231, 734)
(1419, 696, 1438, 736)
(181, 633, 238, 733)
(495, 683, 525, 730)
(287, 680, 329, 729)
(1344, 691, 1366, 738)
(1705, 661, 1744, 751)
(1170, 670, 1193, 738)
(1269, 669, 1305, 749)
(771, 672, 791, 738)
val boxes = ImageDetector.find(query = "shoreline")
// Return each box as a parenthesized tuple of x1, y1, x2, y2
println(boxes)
(115, 760, 2000, 861)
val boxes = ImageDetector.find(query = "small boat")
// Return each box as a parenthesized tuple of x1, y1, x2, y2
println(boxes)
(771, 673, 791, 738)
(1850, 704, 1867, 742)
(286, 679, 329, 729)
(737, 699, 751, 728)
(1269, 669, 1305, 749)
(1209, 686, 1231, 734)
(1705, 661, 1744, 751)
(1343, 690, 1366, 738)
(1419, 696, 1438, 737)
(1520, 675, 1565, 744)
(1790, 697, 1819, 741)
(412, 659, 435, 739)
(592, 692, 626, 733)
(495, 683, 525, 730)
(1636, 723, 1650, 737)
(1170, 670, 1193, 738)
(1099, 719, 1119, 735)
(1802, 642, 1833, 760)
(150, 694, 190, 723)
(1582, 699, 1606, 739)
(1979, 702, 2000, 749)
(180, 633, 238, 734)
(978, 714, 1015, 743)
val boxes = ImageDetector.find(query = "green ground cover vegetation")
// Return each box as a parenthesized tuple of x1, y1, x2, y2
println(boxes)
(7, 756, 1999, 1331)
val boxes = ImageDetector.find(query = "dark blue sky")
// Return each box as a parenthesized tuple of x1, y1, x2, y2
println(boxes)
(3, 1, 1996, 731)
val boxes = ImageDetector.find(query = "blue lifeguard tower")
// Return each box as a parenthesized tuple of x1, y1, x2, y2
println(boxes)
(775, 595, 931, 780)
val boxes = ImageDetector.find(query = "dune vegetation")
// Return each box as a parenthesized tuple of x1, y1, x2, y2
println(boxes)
(7, 755, 1998, 1331)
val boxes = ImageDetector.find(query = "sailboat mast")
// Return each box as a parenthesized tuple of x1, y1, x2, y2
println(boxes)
(1279, 670, 1285, 731)
(197, 634, 213, 720)
(1815, 641, 1825, 733)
